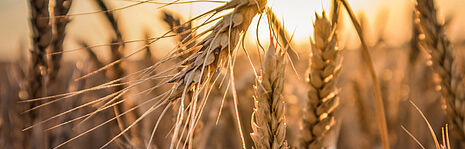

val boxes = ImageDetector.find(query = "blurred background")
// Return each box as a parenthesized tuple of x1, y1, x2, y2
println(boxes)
(1, 0, 464, 61)
(1, 0, 465, 149)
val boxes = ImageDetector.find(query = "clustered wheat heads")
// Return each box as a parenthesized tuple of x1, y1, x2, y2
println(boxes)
(250, 39, 289, 149)
(300, 11, 341, 149)
(14, 0, 465, 148)
(415, 0, 465, 143)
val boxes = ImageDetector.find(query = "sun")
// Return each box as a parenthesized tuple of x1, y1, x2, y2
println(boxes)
(248, 0, 332, 43)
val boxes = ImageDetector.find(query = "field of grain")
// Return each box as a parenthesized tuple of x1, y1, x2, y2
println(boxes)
(1, 0, 465, 148)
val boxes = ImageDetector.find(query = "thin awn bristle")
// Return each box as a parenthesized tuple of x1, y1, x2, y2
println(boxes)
(250, 39, 289, 149)
(94, 0, 142, 147)
(300, 11, 341, 149)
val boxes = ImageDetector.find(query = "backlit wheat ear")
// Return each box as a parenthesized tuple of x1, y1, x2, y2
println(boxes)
(300, 11, 341, 149)
(251, 40, 289, 149)
(167, 0, 268, 148)
(416, 0, 465, 143)
(167, 0, 267, 97)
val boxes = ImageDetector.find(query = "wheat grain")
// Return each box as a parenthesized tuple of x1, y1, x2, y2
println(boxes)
(251, 40, 289, 149)
(415, 0, 465, 144)
(300, 11, 341, 149)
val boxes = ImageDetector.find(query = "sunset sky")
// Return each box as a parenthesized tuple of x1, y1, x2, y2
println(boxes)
(0, 0, 463, 61)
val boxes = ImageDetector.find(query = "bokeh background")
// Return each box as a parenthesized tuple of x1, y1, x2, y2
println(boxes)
(1, 0, 464, 61)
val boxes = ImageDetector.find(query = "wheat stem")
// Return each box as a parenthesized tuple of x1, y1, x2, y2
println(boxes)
(339, 0, 390, 148)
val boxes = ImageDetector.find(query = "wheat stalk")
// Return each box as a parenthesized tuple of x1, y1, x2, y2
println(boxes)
(415, 0, 465, 143)
(251, 40, 289, 149)
(300, 11, 341, 149)
(338, 0, 390, 147)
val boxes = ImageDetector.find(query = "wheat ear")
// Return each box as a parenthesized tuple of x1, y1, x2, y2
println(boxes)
(416, 0, 465, 143)
(300, 11, 341, 149)
(251, 40, 289, 149)
(28, 0, 51, 100)
(167, 0, 267, 96)
(27, 0, 51, 148)
(167, 0, 267, 148)
(48, 0, 72, 82)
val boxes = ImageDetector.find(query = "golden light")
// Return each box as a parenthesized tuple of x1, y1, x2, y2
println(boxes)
(249, 0, 331, 42)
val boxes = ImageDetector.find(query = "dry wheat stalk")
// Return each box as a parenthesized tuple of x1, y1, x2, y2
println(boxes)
(300, 11, 341, 149)
(339, 0, 390, 147)
(415, 0, 465, 143)
(251, 40, 289, 149)
(48, 0, 72, 83)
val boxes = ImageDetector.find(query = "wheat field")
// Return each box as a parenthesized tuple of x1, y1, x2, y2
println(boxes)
(1, 0, 465, 148)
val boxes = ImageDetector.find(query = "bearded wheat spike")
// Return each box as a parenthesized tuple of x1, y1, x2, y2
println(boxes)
(167, 0, 267, 148)
(416, 0, 465, 143)
(168, 0, 267, 99)
(300, 11, 341, 149)
(251, 40, 289, 149)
